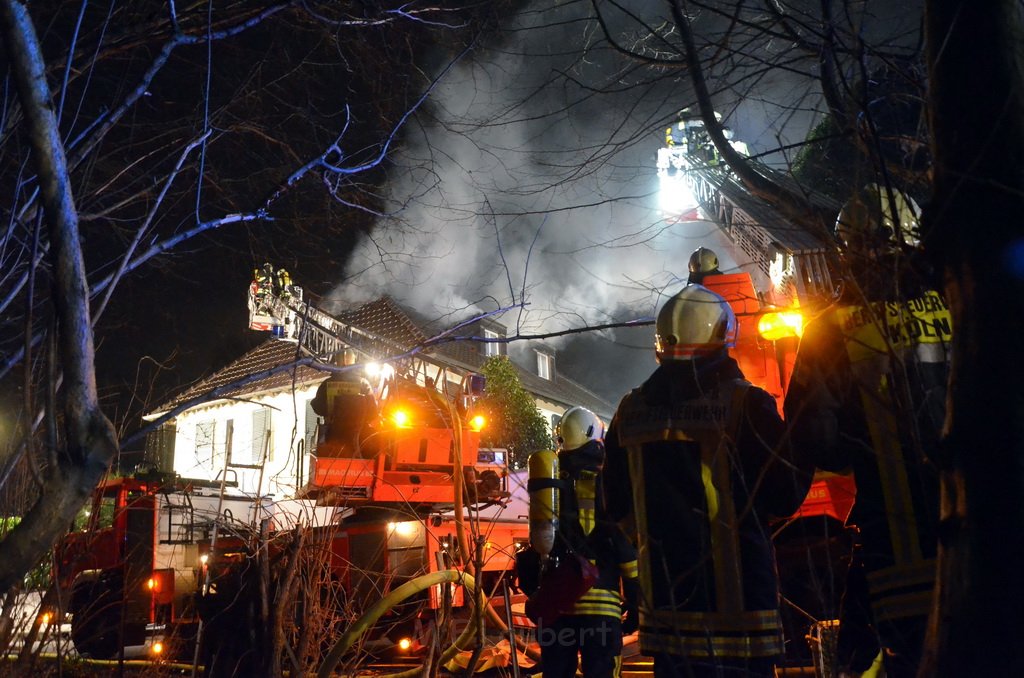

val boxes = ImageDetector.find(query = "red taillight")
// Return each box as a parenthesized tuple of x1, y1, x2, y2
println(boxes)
(146, 569, 174, 604)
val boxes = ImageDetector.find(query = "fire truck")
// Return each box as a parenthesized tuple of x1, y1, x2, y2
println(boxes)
(54, 274, 531, 662)
(188, 272, 532, 663)
(53, 471, 277, 659)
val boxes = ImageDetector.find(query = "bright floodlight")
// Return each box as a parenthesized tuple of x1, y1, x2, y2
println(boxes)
(658, 172, 699, 220)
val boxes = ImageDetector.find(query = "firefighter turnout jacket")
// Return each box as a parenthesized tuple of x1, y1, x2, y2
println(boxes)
(311, 372, 377, 454)
(784, 286, 949, 642)
(604, 356, 808, 662)
(558, 441, 639, 620)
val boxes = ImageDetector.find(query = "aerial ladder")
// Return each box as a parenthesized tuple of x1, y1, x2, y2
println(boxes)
(246, 264, 507, 505)
(657, 113, 853, 523)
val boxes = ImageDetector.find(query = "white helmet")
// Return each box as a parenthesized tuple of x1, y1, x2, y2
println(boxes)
(835, 183, 922, 251)
(655, 285, 737, 362)
(556, 407, 605, 452)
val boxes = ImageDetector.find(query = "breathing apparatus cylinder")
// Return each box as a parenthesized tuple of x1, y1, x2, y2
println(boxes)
(527, 449, 560, 561)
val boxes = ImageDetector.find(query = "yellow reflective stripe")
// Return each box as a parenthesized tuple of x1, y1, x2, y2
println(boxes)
(578, 588, 623, 604)
(860, 390, 922, 565)
(866, 560, 936, 593)
(580, 508, 595, 535)
(572, 587, 624, 616)
(627, 444, 655, 604)
(871, 590, 932, 622)
(572, 603, 624, 617)
(703, 435, 743, 614)
(701, 462, 719, 521)
(837, 305, 926, 566)
(866, 560, 935, 621)
(640, 630, 783, 658)
(577, 474, 597, 535)
(613, 654, 623, 678)
(619, 560, 638, 579)
(645, 608, 781, 632)
(708, 450, 741, 614)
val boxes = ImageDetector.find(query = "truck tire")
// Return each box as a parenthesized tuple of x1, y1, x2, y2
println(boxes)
(70, 587, 121, 659)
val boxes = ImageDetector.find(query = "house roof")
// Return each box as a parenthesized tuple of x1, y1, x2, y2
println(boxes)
(148, 340, 326, 417)
(400, 304, 616, 418)
(149, 295, 615, 420)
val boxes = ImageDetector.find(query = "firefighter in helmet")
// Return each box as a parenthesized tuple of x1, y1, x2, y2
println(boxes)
(311, 348, 378, 457)
(603, 284, 809, 678)
(687, 246, 721, 285)
(519, 406, 639, 678)
(252, 263, 275, 313)
(784, 184, 948, 678)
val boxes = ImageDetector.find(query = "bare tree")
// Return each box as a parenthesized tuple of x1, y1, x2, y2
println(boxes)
(0, 0, 493, 605)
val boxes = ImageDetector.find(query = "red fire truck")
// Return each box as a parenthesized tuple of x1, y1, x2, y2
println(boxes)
(54, 268, 533, 661)
(55, 370, 529, 661)
(54, 472, 265, 659)
(194, 368, 529, 666)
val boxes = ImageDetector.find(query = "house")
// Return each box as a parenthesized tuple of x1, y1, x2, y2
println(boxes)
(143, 296, 615, 500)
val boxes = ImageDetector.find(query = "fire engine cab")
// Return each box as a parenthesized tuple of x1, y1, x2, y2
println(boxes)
(54, 471, 270, 659)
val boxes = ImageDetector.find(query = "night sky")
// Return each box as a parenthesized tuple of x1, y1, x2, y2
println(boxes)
(1, 1, 922, 451)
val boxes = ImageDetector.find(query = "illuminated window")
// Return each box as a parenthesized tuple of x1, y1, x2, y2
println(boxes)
(95, 493, 117, 530)
(483, 328, 503, 357)
(536, 351, 554, 380)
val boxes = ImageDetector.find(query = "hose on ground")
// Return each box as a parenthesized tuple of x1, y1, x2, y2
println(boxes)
(316, 569, 474, 678)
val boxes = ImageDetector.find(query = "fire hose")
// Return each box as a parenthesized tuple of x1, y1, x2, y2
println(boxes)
(448, 396, 540, 667)
(316, 569, 475, 678)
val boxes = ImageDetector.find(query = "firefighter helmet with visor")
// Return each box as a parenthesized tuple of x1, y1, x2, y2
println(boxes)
(688, 247, 720, 277)
(655, 285, 737, 362)
(556, 406, 605, 452)
(835, 184, 922, 252)
(332, 347, 358, 367)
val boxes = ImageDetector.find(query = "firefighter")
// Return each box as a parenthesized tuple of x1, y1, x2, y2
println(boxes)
(253, 263, 275, 313)
(274, 266, 293, 300)
(784, 184, 947, 678)
(686, 246, 721, 284)
(603, 284, 809, 678)
(311, 348, 378, 457)
(520, 406, 639, 678)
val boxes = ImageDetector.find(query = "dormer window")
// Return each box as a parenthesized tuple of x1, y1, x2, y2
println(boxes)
(483, 328, 504, 357)
(536, 350, 554, 380)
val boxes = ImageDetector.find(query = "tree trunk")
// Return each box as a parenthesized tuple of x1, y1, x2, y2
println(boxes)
(923, 1, 1024, 674)
(0, 0, 117, 591)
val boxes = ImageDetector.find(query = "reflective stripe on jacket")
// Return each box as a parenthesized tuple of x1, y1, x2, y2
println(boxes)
(605, 357, 807, 660)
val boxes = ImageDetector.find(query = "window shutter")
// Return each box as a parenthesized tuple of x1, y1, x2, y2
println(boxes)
(251, 408, 271, 463)
(196, 421, 215, 465)
(304, 400, 319, 455)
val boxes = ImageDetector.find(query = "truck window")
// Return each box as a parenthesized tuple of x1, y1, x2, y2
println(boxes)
(95, 493, 117, 530)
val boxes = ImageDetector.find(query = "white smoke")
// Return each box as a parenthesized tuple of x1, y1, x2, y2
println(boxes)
(328, 2, 788, 400)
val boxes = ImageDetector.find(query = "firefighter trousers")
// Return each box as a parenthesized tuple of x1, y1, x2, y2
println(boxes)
(650, 653, 776, 678)
(538, 614, 623, 678)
